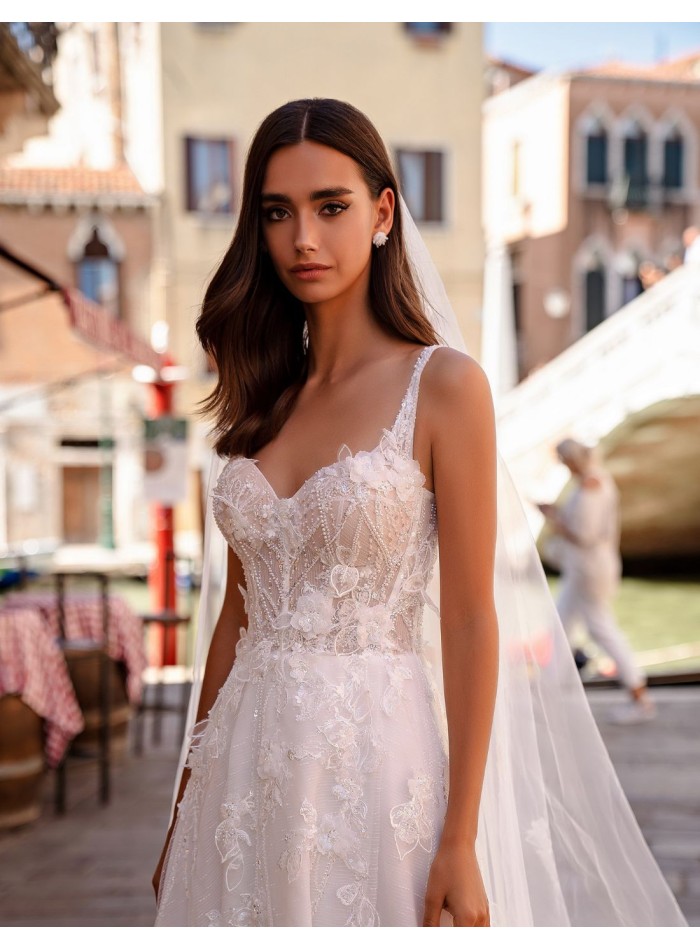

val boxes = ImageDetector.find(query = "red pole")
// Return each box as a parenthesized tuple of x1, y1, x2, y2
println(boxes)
(149, 357, 177, 666)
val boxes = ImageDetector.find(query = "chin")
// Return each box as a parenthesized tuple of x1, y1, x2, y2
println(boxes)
(288, 284, 339, 305)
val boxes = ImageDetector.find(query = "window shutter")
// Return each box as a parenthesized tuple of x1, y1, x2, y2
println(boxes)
(585, 268, 605, 332)
(424, 151, 443, 222)
(663, 137, 683, 189)
(586, 134, 607, 184)
(185, 137, 196, 212)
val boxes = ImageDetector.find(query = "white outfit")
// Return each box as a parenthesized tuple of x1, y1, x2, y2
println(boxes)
(156, 346, 452, 926)
(162, 189, 687, 928)
(555, 470, 644, 690)
(684, 236, 700, 265)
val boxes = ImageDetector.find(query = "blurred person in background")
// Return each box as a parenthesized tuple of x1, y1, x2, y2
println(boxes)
(539, 438, 656, 725)
(638, 259, 666, 291)
(663, 250, 683, 273)
(682, 224, 700, 265)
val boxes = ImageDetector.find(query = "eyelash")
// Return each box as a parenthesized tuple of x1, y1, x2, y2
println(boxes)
(263, 201, 349, 222)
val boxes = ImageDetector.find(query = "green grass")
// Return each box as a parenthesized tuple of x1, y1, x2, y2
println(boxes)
(546, 575, 700, 673)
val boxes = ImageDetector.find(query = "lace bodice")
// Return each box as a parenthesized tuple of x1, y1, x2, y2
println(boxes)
(212, 345, 441, 656)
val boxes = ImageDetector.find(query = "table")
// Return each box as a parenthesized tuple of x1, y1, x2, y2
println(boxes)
(3, 590, 147, 705)
(0, 607, 84, 768)
(3, 583, 149, 811)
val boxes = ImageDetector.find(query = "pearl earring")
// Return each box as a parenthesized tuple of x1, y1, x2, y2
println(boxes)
(372, 231, 388, 248)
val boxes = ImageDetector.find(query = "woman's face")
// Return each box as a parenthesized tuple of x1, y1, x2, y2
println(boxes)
(260, 140, 393, 306)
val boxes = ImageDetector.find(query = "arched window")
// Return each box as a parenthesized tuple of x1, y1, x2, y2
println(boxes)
(623, 120, 648, 208)
(663, 127, 684, 190)
(584, 255, 606, 331)
(76, 226, 120, 318)
(586, 118, 608, 185)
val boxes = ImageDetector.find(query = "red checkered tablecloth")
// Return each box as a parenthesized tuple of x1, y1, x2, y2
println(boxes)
(2, 592, 147, 705)
(0, 608, 84, 767)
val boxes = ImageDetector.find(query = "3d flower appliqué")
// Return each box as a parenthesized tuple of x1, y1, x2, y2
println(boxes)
(289, 589, 335, 642)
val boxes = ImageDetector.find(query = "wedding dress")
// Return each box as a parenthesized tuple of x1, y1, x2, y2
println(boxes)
(155, 197, 686, 927)
(156, 344, 453, 926)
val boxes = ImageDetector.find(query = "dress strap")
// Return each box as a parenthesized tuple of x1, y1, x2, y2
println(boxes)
(393, 344, 442, 456)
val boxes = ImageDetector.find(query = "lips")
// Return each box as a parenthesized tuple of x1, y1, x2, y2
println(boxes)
(290, 263, 331, 281)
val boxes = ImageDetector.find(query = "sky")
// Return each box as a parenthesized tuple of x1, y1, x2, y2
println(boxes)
(484, 22, 700, 72)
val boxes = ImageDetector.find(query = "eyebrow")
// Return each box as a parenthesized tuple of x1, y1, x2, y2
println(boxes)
(260, 187, 354, 203)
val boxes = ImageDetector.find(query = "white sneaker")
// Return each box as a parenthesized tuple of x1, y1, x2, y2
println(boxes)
(606, 699, 657, 725)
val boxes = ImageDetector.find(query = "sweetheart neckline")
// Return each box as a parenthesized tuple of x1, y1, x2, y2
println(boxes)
(230, 344, 439, 503)
(238, 431, 436, 504)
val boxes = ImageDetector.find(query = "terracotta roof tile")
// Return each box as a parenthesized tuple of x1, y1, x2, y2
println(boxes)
(486, 54, 536, 79)
(0, 164, 146, 197)
(581, 50, 700, 82)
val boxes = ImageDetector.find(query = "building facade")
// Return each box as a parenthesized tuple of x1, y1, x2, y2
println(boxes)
(151, 21, 486, 544)
(2, 22, 485, 559)
(0, 23, 157, 556)
(483, 53, 700, 380)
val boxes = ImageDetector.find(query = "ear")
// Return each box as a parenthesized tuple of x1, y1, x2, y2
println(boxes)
(374, 186, 395, 235)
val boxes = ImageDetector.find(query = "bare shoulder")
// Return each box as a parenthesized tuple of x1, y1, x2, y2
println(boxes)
(422, 345, 495, 428)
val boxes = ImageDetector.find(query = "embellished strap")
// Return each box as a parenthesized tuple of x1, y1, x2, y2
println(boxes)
(393, 344, 441, 455)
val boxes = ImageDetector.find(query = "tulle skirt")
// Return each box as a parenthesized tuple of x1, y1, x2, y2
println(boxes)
(155, 642, 452, 926)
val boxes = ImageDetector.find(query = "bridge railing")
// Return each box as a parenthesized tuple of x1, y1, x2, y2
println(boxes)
(496, 264, 700, 465)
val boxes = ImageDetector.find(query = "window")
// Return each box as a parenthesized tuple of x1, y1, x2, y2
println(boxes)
(585, 265, 606, 331)
(185, 136, 235, 214)
(623, 122, 648, 207)
(586, 122, 608, 184)
(396, 149, 444, 223)
(76, 227, 120, 318)
(663, 130, 683, 189)
(404, 23, 452, 37)
(509, 251, 526, 381)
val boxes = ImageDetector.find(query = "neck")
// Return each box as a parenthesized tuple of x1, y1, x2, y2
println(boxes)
(302, 280, 396, 384)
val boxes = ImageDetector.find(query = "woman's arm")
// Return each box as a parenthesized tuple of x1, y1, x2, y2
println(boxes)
(422, 350, 499, 926)
(152, 543, 247, 896)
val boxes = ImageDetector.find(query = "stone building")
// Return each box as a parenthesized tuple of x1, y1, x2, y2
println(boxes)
(1, 22, 485, 558)
(483, 51, 700, 380)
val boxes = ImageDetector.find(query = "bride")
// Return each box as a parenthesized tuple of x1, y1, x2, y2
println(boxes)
(152, 97, 686, 927)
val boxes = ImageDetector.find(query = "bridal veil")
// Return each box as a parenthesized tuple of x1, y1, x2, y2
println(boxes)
(174, 195, 687, 926)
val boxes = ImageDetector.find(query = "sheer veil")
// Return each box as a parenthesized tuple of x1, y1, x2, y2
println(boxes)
(173, 196, 687, 926)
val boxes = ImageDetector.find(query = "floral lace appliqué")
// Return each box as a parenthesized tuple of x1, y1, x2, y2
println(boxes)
(214, 791, 257, 891)
(156, 346, 444, 927)
(390, 771, 440, 861)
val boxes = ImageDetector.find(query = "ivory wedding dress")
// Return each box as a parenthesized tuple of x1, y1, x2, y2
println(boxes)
(155, 344, 454, 926)
(156, 191, 687, 927)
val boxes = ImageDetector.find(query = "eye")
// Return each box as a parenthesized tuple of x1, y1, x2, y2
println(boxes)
(263, 206, 289, 222)
(321, 201, 348, 216)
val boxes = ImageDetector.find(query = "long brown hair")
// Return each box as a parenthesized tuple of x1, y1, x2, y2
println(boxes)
(196, 98, 441, 457)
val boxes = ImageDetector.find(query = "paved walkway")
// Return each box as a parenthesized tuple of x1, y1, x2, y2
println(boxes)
(0, 685, 698, 926)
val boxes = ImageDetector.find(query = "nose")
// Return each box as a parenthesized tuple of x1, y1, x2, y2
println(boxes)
(293, 212, 319, 254)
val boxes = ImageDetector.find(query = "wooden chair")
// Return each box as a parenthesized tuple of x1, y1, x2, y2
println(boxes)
(53, 571, 113, 813)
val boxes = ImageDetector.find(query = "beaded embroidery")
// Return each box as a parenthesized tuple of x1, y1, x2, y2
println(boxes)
(156, 345, 448, 927)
